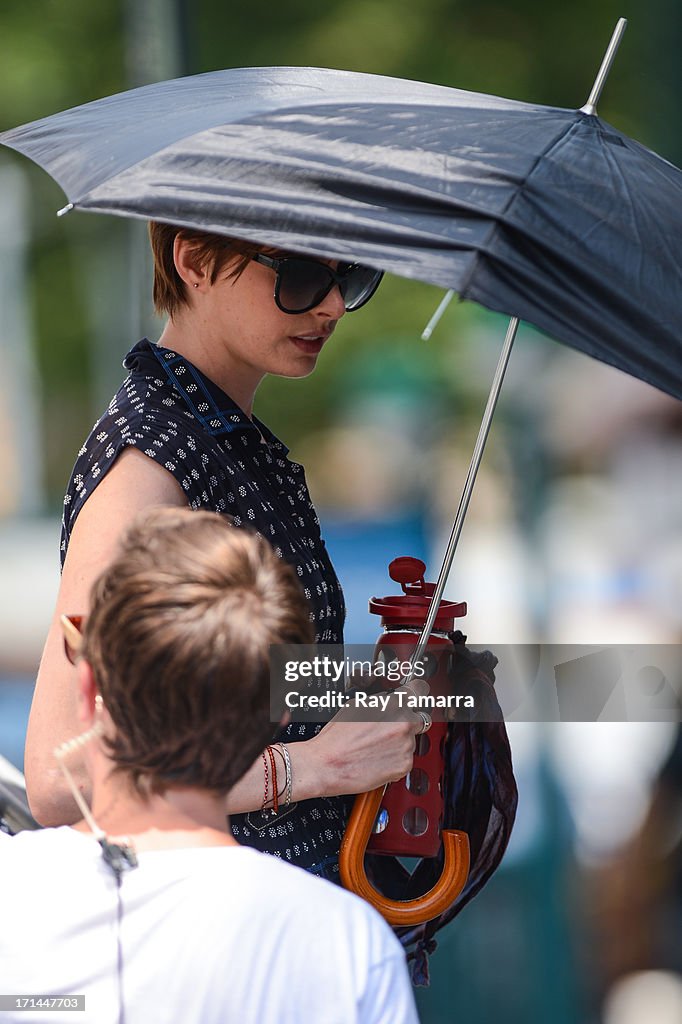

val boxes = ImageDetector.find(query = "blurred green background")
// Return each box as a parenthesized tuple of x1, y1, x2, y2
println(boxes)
(1, 0, 680, 504)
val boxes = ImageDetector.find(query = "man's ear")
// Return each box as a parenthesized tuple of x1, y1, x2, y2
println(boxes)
(76, 659, 99, 726)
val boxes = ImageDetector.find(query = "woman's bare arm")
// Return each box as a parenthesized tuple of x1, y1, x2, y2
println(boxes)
(26, 448, 188, 825)
(28, 446, 425, 825)
(224, 698, 427, 814)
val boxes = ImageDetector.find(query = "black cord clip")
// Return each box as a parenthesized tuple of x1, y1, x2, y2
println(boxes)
(99, 838, 138, 882)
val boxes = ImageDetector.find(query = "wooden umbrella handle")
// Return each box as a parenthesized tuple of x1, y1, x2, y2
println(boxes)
(339, 786, 470, 926)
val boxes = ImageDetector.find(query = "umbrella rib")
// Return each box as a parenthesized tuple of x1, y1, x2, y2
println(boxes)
(457, 116, 582, 304)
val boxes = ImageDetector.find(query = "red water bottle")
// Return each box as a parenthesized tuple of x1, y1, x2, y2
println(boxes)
(366, 556, 467, 858)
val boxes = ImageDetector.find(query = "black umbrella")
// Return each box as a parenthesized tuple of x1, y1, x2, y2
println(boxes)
(1, 24, 680, 401)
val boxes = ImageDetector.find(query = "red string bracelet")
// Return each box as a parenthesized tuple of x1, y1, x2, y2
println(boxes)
(272, 745, 288, 799)
(266, 745, 279, 814)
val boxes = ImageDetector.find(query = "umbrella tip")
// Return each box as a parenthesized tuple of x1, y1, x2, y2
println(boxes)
(57, 202, 74, 217)
(580, 17, 628, 116)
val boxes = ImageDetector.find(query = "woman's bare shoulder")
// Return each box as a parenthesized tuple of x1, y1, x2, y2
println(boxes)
(64, 448, 187, 574)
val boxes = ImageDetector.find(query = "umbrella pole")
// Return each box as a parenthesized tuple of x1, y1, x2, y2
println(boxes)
(404, 315, 519, 680)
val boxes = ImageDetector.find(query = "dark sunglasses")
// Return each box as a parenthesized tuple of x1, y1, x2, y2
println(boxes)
(60, 614, 85, 665)
(252, 254, 383, 314)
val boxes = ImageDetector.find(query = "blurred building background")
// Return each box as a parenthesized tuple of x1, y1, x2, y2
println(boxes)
(1, 2, 681, 1022)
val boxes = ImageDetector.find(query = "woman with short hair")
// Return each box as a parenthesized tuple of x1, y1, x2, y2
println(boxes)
(27, 224, 424, 884)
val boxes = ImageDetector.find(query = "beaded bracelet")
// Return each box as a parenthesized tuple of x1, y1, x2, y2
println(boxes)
(260, 750, 270, 813)
(275, 742, 293, 807)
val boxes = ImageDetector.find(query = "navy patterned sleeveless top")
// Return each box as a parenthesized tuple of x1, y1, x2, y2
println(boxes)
(61, 340, 348, 882)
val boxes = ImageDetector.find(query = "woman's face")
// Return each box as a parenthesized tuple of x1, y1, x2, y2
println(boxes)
(198, 252, 347, 382)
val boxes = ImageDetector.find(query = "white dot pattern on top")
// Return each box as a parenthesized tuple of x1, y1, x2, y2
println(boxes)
(61, 339, 349, 882)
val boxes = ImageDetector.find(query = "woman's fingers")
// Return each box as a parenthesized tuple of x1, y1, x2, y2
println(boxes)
(313, 701, 434, 793)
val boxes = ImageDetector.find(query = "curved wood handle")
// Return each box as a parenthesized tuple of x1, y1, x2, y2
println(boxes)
(339, 786, 470, 926)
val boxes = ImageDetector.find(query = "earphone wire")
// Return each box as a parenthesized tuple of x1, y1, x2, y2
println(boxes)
(55, 729, 137, 1024)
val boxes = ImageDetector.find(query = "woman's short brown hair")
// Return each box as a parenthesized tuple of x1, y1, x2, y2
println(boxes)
(82, 507, 313, 796)
(148, 221, 265, 318)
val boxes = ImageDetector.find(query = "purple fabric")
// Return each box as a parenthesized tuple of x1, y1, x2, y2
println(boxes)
(365, 633, 517, 985)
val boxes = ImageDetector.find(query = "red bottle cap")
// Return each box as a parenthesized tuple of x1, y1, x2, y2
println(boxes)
(369, 556, 467, 630)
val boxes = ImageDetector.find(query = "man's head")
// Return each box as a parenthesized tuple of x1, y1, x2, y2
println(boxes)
(80, 507, 313, 796)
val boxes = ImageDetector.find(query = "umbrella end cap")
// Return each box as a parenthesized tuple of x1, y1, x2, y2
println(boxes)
(57, 202, 74, 217)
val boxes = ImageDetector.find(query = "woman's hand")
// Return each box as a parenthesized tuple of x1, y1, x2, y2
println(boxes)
(298, 679, 431, 798)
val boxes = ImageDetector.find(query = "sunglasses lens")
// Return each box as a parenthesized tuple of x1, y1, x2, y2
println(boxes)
(273, 258, 383, 314)
(277, 260, 334, 314)
(339, 265, 384, 311)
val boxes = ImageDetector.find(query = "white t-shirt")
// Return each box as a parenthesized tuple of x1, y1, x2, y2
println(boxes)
(0, 828, 418, 1024)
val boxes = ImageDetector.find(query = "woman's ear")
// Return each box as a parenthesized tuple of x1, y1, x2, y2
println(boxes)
(173, 235, 206, 291)
(76, 659, 99, 726)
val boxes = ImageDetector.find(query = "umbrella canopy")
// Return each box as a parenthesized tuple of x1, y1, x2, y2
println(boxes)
(1, 66, 681, 398)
